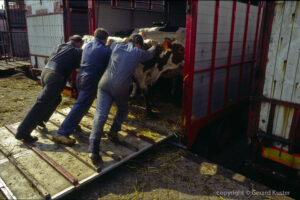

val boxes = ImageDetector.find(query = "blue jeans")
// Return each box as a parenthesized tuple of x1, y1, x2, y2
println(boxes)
(89, 84, 129, 153)
(17, 68, 66, 137)
(57, 74, 98, 137)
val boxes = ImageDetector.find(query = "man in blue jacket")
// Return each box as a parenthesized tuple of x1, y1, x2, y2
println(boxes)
(89, 34, 157, 168)
(16, 35, 83, 143)
(53, 28, 111, 145)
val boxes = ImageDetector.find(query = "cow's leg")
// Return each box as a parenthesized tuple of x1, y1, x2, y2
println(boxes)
(143, 88, 158, 118)
(171, 77, 177, 97)
(130, 81, 137, 98)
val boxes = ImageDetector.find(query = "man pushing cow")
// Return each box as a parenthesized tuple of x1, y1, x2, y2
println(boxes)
(88, 34, 157, 169)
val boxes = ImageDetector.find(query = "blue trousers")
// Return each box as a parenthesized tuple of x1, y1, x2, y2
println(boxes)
(17, 68, 66, 137)
(57, 74, 98, 136)
(89, 85, 129, 154)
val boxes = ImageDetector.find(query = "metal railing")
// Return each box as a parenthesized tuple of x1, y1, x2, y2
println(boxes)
(1, 0, 29, 61)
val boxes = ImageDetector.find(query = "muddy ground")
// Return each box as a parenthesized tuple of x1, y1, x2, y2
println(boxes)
(0, 71, 295, 200)
(0, 71, 75, 127)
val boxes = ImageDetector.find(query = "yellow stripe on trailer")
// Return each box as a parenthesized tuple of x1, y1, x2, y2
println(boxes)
(262, 147, 300, 170)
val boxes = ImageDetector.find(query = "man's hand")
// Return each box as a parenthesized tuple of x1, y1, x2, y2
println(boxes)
(106, 39, 113, 46)
(139, 31, 147, 39)
(150, 40, 158, 47)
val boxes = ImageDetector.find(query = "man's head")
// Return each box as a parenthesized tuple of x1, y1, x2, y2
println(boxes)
(132, 34, 144, 48)
(69, 35, 83, 48)
(94, 28, 109, 44)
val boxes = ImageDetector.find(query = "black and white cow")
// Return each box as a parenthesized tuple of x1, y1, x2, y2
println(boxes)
(132, 39, 184, 115)
(82, 31, 185, 116)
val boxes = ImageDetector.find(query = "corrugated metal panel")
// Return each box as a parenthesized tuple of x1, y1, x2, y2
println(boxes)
(25, 0, 62, 15)
(194, 1, 215, 72)
(25, 0, 64, 69)
(192, 72, 210, 119)
(26, 14, 64, 69)
(95, 2, 164, 34)
(192, 1, 261, 120)
(227, 65, 240, 103)
(259, 1, 300, 141)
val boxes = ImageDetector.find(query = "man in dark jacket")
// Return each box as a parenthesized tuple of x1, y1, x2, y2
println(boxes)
(16, 35, 83, 143)
(53, 28, 111, 145)
(89, 34, 157, 169)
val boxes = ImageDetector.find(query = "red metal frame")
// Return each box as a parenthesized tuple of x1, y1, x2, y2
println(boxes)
(289, 109, 300, 153)
(148, 0, 152, 10)
(88, 0, 95, 35)
(181, 0, 198, 144)
(26, 12, 64, 18)
(248, 1, 262, 95)
(0, 57, 12, 60)
(29, 54, 49, 58)
(194, 59, 254, 74)
(4, 0, 14, 59)
(224, 0, 237, 106)
(207, 1, 220, 114)
(65, 0, 71, 40)
(237, 0, 251, 99)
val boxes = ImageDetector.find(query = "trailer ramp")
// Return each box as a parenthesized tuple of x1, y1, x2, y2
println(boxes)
(0, 104, 178, 199)
(0, 60, 30, 72)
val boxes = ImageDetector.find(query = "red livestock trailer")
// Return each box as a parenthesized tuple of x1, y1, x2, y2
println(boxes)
(25, 0, 263, 151)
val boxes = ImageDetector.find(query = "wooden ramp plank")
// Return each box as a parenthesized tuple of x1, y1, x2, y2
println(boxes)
(49, 111, 138, 160)
(52, 108, 151, 152)
(44, 121, 118, 171)
(89, 105, 172, 140)
(0, 126, 73, 197)
(9, 123, 97, 183)
(0, 153, 42, 200)
(0, 127, 32, 155)
(15, 150, 73, 197)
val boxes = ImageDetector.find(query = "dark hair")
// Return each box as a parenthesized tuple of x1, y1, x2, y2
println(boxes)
(94, 28, 109, 40)
(132, 34, 144, 46)
(69, 35, 82, 43)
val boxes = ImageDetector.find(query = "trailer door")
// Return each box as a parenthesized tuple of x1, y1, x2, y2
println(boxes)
(25, 0, 65, 70)
(182, 0, 263, 147)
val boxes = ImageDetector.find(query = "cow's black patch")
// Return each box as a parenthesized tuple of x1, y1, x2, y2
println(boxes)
(142, 45, 164, 72)
(171, 44, 184, 64)
(157, 51, 172, 71)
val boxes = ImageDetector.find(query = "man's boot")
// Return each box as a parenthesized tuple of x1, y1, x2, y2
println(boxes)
(37, 121, 48, 133)
(15, 133, 38, 143)
(106, 130, 120, 143)
(88, 139, 103, 172)
(74, 125, 82, 133)
(52, 133, 76, 146)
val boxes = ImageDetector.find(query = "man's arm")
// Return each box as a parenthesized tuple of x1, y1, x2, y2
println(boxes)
(75, 48, 83, 67)
(139, 41, 158, 63)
